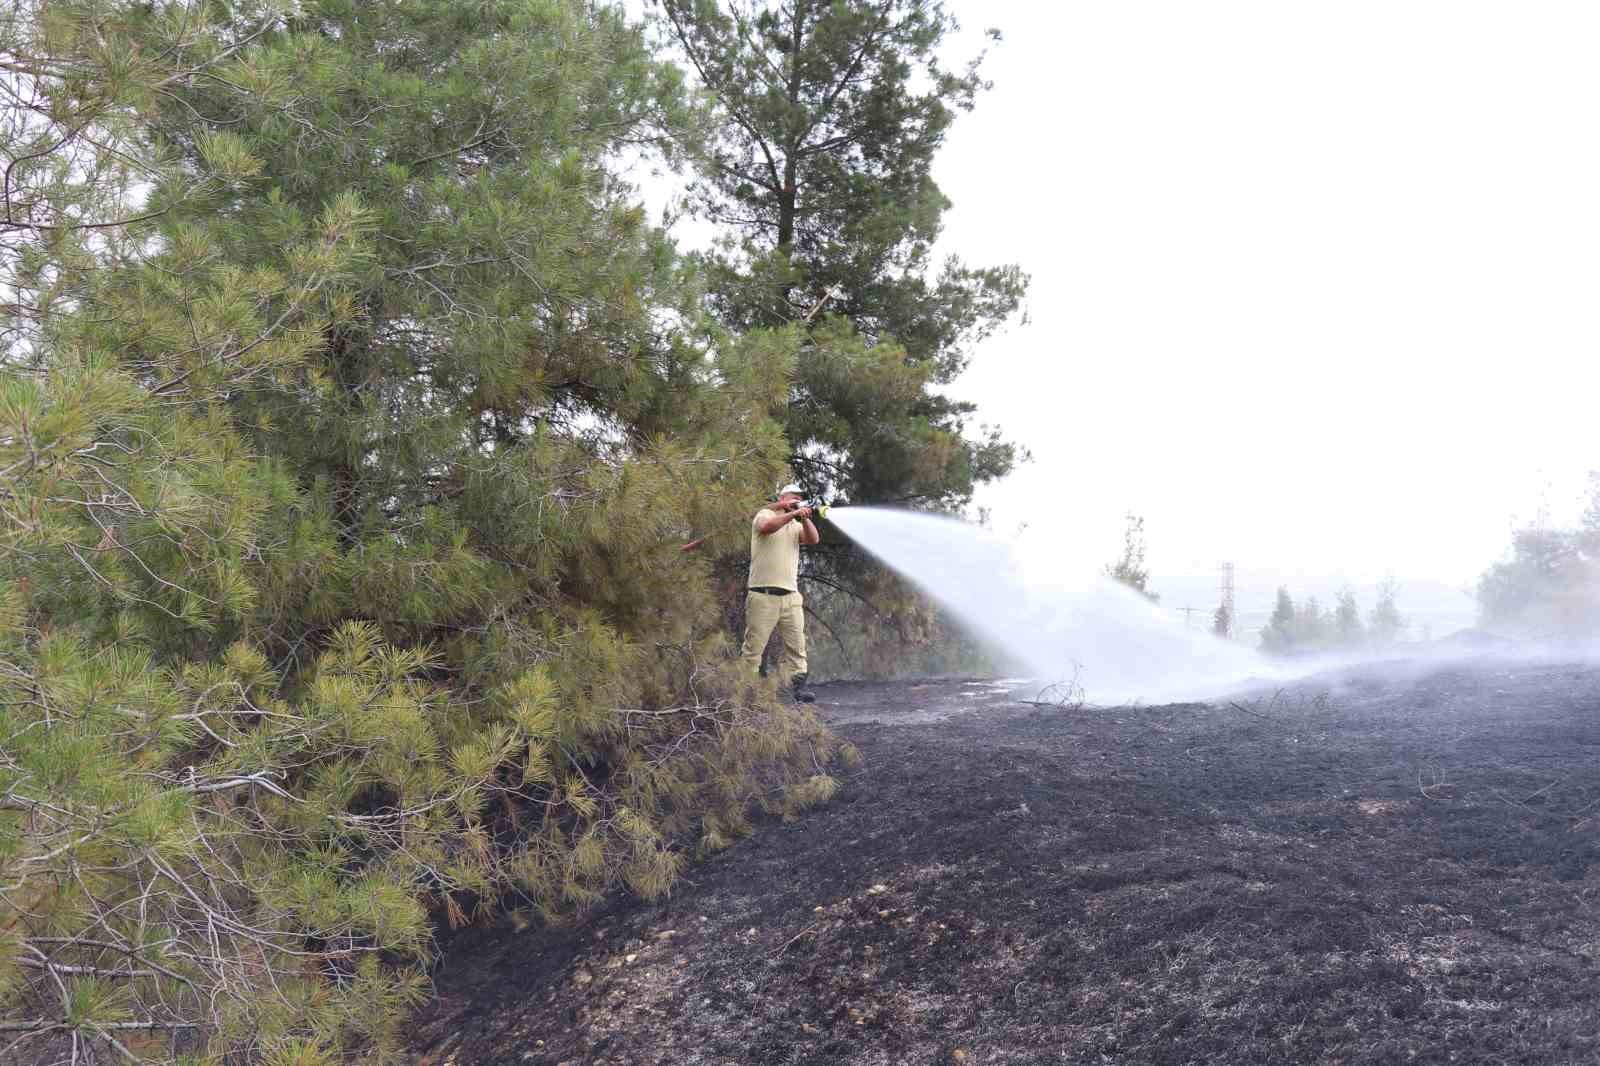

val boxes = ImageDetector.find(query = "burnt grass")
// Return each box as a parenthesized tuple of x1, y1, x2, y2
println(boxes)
(407, 657, 1600, 1065)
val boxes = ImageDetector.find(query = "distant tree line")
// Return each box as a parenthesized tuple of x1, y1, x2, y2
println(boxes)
(1257, 580, 1405, 654)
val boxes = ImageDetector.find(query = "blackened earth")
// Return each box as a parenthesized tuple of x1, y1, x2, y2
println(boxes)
(407, 657, 1600, 1065)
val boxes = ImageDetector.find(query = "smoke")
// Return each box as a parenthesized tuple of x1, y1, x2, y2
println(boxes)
(826, 507, 1287, 704)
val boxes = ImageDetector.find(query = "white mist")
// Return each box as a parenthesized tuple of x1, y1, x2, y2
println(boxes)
(825, 506, 1285, 704)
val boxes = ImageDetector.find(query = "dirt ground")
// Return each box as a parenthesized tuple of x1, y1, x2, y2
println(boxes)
(406, 656, 1600, 1065)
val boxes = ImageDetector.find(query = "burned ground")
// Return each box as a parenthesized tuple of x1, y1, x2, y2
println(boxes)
(407, 658, 1600, 1065)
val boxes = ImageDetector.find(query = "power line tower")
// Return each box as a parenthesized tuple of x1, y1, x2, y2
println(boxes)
(1218, 562, 1237, 639)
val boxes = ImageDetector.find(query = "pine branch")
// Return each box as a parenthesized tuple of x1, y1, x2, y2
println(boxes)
(798, 0, 896, 146)
(658, 2, 785, 191)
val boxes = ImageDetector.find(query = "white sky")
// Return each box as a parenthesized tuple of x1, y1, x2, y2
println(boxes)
(933, 1, 1600, 587)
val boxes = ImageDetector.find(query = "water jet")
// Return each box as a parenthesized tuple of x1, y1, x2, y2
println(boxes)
(825, 507, 1280, 704)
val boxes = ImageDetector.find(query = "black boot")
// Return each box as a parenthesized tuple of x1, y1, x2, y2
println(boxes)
(790, 672, 816, 704)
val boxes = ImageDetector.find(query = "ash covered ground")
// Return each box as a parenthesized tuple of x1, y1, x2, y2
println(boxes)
(407, 656, 1600, 1065)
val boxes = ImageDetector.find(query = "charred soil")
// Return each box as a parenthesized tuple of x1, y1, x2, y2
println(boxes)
(407, 658, 1600, 1065)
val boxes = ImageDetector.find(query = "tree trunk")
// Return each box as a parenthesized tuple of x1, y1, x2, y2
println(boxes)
(776, 1, 807, 310)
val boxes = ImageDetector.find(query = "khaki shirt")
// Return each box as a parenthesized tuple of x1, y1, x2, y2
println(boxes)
(748, 508, 801, 592)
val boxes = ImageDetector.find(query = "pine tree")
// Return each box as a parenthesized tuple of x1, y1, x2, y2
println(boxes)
(653, 0, 1026, 496)
(1, 1, 846, 1060)
(1370, 576, 1406, 644)
(1105, 513, 1159, 603)
(1295, 595, 1331, 647)
(1260, 586, 1296, 653)
(1335, 586, 1364, 645)
(1581, 473, 1600, 555)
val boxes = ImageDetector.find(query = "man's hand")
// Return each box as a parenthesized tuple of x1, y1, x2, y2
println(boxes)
(792, 505, 813, 520)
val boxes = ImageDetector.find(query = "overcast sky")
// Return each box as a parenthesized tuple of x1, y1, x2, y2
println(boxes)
(931, 1, 1600, 587)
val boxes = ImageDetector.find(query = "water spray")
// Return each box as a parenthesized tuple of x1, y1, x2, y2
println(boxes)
(823, 506, 1284, 704)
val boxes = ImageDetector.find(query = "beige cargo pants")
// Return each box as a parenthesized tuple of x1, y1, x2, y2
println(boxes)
(739, 589, 807, 680)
